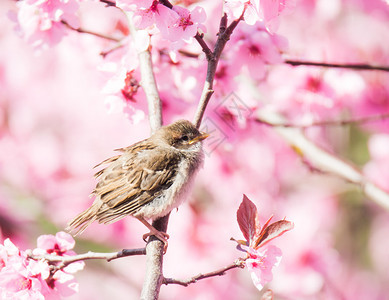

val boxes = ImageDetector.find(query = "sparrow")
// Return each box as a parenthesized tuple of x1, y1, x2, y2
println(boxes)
(66, 120, 209, 248)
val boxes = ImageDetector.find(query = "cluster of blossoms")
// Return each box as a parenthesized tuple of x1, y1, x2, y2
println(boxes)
(10, 0, 80, 50)
(0, 232, 83, 299)
(116, 0, 207, 45)
(10, 0, 289, 124)
(225, 0, 293, 31)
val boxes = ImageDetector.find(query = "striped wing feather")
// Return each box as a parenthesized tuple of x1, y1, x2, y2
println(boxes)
(67, 141, 180, 233)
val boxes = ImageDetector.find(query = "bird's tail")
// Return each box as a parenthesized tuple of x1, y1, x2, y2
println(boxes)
(66, 204, 100, 236)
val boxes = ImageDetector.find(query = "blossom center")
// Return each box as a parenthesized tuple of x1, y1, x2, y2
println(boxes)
(17, 277, 32, 291)
(178, 16, 193, 30)
(248, 44, 261, 57)
(121, 70, 140, 102)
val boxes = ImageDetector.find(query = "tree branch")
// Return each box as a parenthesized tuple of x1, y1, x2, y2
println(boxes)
(141, 214, 170, 300)
(163, 259, 245, 287)
(126, 13, 163, 134)
(193, 14, 243, 129)
(194, 32, 213, 61)
(28, 248, 146, 271)
(256, 113, 389, 128)
(139, 48, 164, 133)
(285, 59, 389, 72)
(256, 110, 389, 210)
(100, 41, 126, 58)
(61, 20, 121, 42)
(159, 0, 173, 9)
(99, 0, 116, 7)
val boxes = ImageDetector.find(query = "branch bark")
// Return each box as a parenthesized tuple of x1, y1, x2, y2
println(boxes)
(138, 48, 164, 133)
(126, 13, 163, 134)
(256, 113, 389, 128)
(193, 14, 243, 129)
(141, 214, 170, 300)
(163, 259, 245, 286)
(285, 59, 389, 72)
(194, 32, 213, 60)
(28, 248, 146, 271)
(61, 20, 121, 42)
(256, 110, 389, 210)
(99, 0, 116, 7)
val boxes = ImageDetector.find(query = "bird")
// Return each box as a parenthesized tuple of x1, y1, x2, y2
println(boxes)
(66, 120, 209, 249)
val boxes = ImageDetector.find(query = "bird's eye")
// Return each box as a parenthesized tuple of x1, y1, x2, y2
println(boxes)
(181, 135, 189, 142)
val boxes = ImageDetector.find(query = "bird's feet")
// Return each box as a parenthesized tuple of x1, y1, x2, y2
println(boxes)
(143, 230, 170, 253)
(136, 216, 170, 253)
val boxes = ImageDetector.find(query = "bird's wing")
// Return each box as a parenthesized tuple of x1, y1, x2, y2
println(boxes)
(92, 142, 181, 221)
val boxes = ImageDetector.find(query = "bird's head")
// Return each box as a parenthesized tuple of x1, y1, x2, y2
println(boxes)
(156, 120, 209, 151)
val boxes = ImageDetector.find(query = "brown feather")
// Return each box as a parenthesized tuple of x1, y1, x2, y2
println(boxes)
(66, 203, 100, 235)
(67, 140, 180, 233)
(66, 120, 206, 235)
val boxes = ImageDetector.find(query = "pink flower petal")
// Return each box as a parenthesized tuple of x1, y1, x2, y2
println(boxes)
(245, 245, 283, 291)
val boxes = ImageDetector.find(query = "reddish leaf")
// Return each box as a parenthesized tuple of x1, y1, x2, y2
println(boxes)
(258, 215, 273, 237)
(254, 220, 294, 248)
(237, 195, 258, 242)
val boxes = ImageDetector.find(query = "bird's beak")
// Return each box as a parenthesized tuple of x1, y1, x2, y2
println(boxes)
(188, 132, 210, 145)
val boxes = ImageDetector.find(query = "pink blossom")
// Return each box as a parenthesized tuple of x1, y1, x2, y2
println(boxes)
(117, 2, 206, 45)
(225, 0, 261, 25)
(46, 270, 80, 298)
(0, 270, 46, 300)
(244, 245, 282, 291)
(34, 232, 85, 274)
(36, 232, 75, 255)
(99, 41, 148, 124)
(12, 0, 80, 49)
(0, 239, 21, 266)
(0, 244, 50, 300)
(258, 0, 293, 31)
(167, 6, 206, 43)
(131, 1, 179, 38)
(227, 22, 287, 81)
(0, 235, 83, 299)
(224, 0, 292, 30)
(101, 66, 147, 124)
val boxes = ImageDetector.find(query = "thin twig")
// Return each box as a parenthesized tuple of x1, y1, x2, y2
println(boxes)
(256, 110, 389, 211)
(163, 259, 245, 287)
(257, 113, 389, 128)
(178, 49, 201, 58)
(99, 0, 116, 7)
(100, 42, 126, 58)
(61, 20, 121, 42)
(194, 32, 213, 61)
(159, 0, 173, 9)
(28, 248, 146, 270)
(285, 59, 389, 72)
(193, 14, 243, 129)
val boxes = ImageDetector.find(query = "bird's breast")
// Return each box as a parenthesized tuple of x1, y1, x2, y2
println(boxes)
(137, 149, 203, 220)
